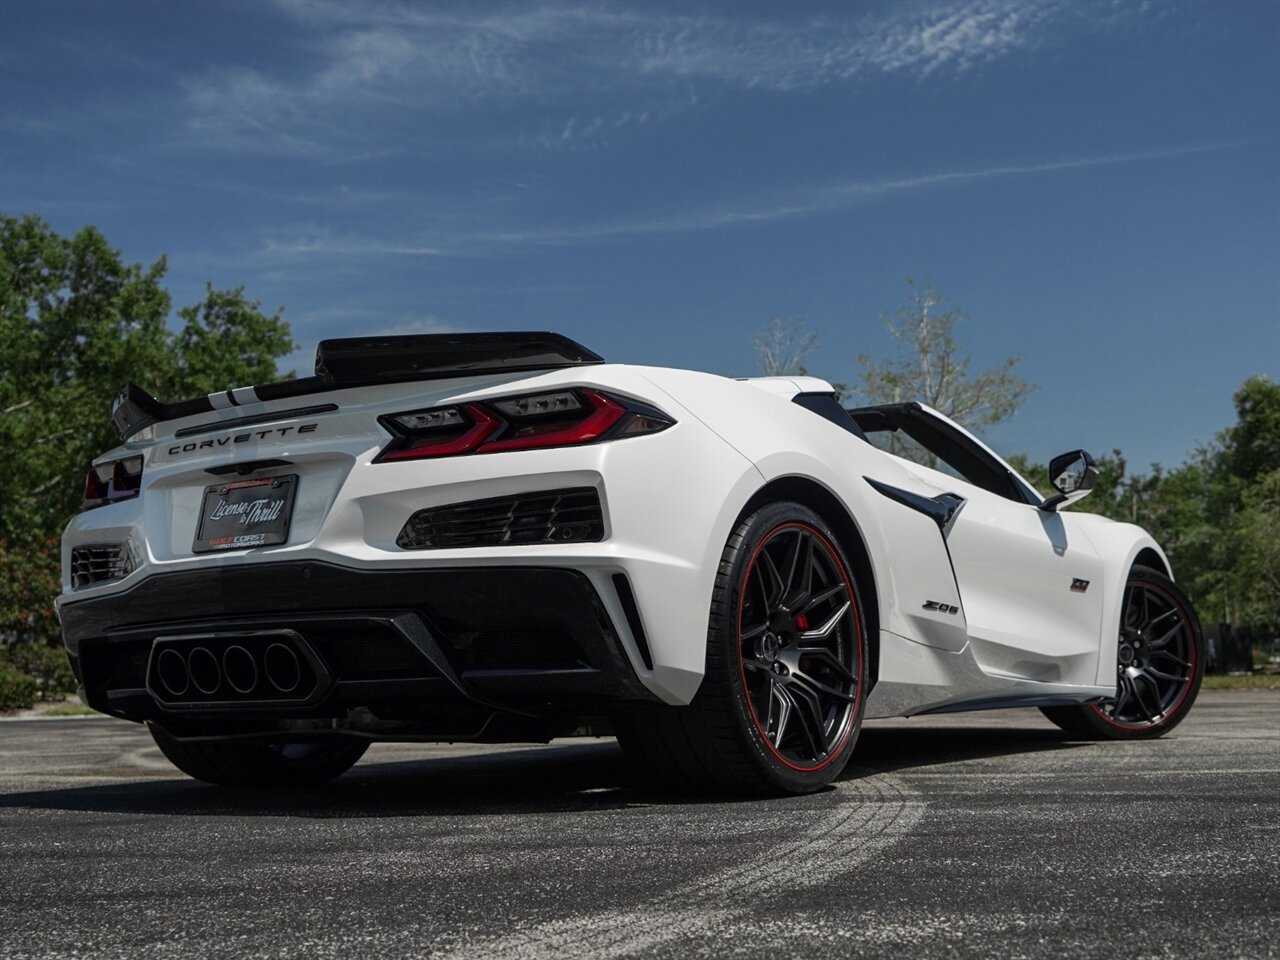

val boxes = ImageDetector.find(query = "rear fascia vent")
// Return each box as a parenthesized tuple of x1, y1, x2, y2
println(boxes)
(70, 543, 134, 589)
(398, 488, 604, 550)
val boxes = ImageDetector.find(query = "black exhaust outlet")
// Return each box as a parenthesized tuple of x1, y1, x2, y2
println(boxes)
(187, 647, 221, 695)
(222, 645, 259, 695)
(145, 630, 328, 709)
(263, 643, 302, 693)
(155, 648, 190, 697)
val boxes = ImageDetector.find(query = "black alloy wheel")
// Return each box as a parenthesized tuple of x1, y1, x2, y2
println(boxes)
(611, 501, 867, 795)
(1041, 566, 1203, 740)
(738, 522, 862, 771)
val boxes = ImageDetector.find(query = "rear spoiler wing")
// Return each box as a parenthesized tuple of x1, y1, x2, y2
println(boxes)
(110, 332, 604, 440)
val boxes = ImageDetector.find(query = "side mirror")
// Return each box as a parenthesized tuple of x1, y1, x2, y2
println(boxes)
(1041, 449, 1098, 512)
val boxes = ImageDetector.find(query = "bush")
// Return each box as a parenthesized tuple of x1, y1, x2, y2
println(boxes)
(0, 660, 38, 712)
(0, 642, 77, 701)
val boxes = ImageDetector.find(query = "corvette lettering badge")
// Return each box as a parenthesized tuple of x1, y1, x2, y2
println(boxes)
(167, 422, 318, 457)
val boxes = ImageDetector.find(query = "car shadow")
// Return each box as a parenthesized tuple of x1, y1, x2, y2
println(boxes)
(846, 723, 1084, 777)
(0, 722, 1087, 819)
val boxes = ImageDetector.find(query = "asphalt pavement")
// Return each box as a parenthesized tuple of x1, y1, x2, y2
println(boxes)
(1, 691, 1277, 959)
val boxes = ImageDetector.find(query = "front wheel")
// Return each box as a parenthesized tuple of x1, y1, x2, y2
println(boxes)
(1041, 566, 1203, 740)
(613, 501, 868, 795)
(149, 724, 369, 787)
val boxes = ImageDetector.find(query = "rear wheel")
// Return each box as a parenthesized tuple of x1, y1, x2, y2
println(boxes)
(1041, 566, 1203, 740)
(149, 724, 368, 787)
(613, 501, 868, 795)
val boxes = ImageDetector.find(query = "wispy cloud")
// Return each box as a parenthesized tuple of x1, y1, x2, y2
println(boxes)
(248, 139, 1252, 258)
(260, 233, 455, 258)
(179, 0, 1146, 155)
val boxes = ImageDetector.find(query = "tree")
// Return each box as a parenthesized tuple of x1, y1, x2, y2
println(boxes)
(1223, 375, 1280, 486)
(0, 213, 296, 646)
(1, 214, 173, 537)
(751, 317, 818, 377)
(1235, 469, 1280, 621)
(855, 279, 1033, 431)
(165, 284, 294, 398)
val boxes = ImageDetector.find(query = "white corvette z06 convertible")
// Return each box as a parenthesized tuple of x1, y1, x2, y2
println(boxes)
(58, 333, 1204, 795)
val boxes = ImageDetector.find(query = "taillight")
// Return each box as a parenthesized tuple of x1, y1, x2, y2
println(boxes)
(376, 389, 674, 462)
(82, 455, 143, 510)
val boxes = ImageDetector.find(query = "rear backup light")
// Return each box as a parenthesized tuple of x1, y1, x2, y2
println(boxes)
(377, 405, 500, 461)
(388, 408, 467, 432)
(489, 391, 582, 418)
(479, 390, 624, 452)
(82, 455, 143, 510)
(376, 389, 674, 462)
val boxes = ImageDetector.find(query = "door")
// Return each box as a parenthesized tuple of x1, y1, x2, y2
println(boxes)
(849, 402, 1107, 686)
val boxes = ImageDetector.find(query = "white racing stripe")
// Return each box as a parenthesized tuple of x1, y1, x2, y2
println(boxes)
(432, 774, 925, 960)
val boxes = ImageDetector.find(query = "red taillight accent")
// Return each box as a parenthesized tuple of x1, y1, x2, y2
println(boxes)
(377, 405, 501, 461)
(376, 389, 672, 462)
(82, 456, 143, 510)
(83, 467, 111, 504)
(477, 391, 626, 453)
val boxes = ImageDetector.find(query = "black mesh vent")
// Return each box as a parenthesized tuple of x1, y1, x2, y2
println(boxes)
(398, 487, 604, 549)
(71, 544, 133, 589)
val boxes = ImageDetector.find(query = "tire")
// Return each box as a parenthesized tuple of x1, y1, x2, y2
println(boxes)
(1041, 565, 1203, 740)
(612, 501, 869, 795)
(149, 723, 369, 787)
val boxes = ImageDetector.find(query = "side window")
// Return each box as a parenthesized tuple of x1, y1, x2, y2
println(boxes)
(859, 428, 967, 481)
(849, 404, 1039, 505)
(791, 394, 868, 441)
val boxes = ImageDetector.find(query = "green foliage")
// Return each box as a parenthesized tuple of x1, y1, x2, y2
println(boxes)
(1223, 376, 1280, 484)
(0, 214, 173, 535)
(0, 641, 76, 700)
(0, 536, 62, 645)
(0, 213, 296, 646)
(0, 660, 39, 712)
(166, 284, 295, 397)
(1234, 468, 1280, 623)
(854, 279, 1033, 433)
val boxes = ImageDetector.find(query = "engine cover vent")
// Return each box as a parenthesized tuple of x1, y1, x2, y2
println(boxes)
(398, 487, 604, 549)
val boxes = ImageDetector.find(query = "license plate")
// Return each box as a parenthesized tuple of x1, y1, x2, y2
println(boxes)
(193, 475, 298, 553)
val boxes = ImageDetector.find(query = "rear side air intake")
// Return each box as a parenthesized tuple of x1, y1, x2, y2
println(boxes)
(611, 574, 655, 671)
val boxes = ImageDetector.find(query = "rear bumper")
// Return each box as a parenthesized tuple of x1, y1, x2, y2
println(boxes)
(59, 560, 659, 739)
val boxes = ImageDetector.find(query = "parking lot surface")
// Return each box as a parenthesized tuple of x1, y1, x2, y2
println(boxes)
(1, 691, 1277, 959)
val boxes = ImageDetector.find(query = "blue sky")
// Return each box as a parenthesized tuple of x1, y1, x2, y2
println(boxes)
(2, 0, 1277, 471)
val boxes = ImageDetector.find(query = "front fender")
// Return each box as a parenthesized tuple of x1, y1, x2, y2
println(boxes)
(1068, 514, 1172, 688)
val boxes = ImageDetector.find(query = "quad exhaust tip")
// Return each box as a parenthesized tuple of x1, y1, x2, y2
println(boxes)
(150, 636, 319, 703)
(155, 648, 189, 697)
(263, 643, 302, 694)
(222, 645, 258, 695)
